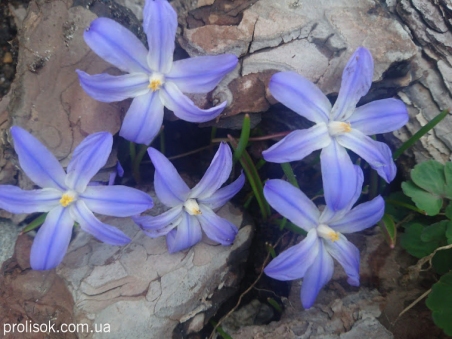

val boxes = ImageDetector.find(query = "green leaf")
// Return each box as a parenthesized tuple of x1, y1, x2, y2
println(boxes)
(426, 271, 452, 336)
(444, 162, 452, 199)
(379, 213, 397, 248)
(400, 223, 440, 258)
(445, 221, 452, 244)
(420, 220, 448, 242)
(432, 248, 452, 275)
(411, 160, 445, 195)
(402, 180, 442, 216)
(22, 213, 47, 233)
(445, 203, 452, 221)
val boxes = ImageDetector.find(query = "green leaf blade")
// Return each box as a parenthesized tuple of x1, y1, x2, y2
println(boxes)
(426, 271, 452, 336)
(402, 180, 442, 216)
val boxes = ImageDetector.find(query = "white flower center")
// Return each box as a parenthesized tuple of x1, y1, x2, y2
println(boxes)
(148, 73, 164, 91)
(328, 121, 352, 137)
(60, 190, 78, 207)
(317, 224, 340, 242)
(184, 199, 202, 215)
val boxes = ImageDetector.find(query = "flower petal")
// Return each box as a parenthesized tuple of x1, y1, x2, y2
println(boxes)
(198, 205, 238, 245)
(336, 129, 397, 182)
(81, 185, 153, 217)
(199, 172, 245, 210)
(320, 140, 359, 212)
(190, 143, 232, 200)
(349, 98, 409, 135)
(300, 241, 334, 309)
(143, 0, 177, 73)
(119, 91, 164, 145)
(160, 82, 226, 122)
(324, 235, 360, 286)
(65, 132, 113, 193)
(30, 206, 73, 270)
(269, 72, 330, 123)
(262, 123, 331, 163)
(76, 70, 149, 103)
(83, 17, 150, 74)
(0, 186, 60, 213)
(71, 200, 130, 245)
(331, 47, 374, 121)
(264, 229, 319, 280)
(263, 179, 319, 231)
(330, 195, 385, 233)
(166, 212, 202, 253)
(11, 126, 66, 191)
(166, 54, 238, 93)
(133, 206, 183, 233)
(148, 147, 190, 207)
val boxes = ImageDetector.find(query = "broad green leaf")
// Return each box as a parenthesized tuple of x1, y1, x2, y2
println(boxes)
(402, 180, 442, 216)
(411, 160, 445, 195)
(400, 223, 440, 258)
(445, 221, 452, 244)
(445, 162, 452, 199)
(384, 191, 413, 221)
(426, 271, 452, 336)
(420, 220, 448, 242)
(432, 248, 452, 275)
(445, 203, 452, 221)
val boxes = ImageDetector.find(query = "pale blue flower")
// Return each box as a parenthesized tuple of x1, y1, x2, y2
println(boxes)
(77, 0, 238, 145)
(133, 143, 245, 253)
(0, 126, 154, 270)
(263, 47, 408, 211)
(263, 166, 384, 309)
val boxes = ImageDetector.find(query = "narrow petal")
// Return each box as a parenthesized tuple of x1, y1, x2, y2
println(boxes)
(324, 235, 360, 286)
(76, 70, 149, 103)
(349, 98, 409, 135)
(160, 82, 226, 122)
(269, 72, 330, 123)
(199, 172, 245, 210)
(336, 129, 397, 182)
(148, 147, 190, 207)
(0, 186, 60, 213)
(300, 241, 334, 309)
(166, 212, 202, 253)
(11, 126, 66, 191)
(30, 206, 73, 270)
(264, 229, 319, 280)
(119, 91, 164, 145)
(263, 179, 319, 231)
(81, 185, 153, 217)
(65, 132, 113, 193)
(143, 0, 177, 73)
(262, 123, 331, 163)
(83, 17, 150, 74)
(166, 54, 238, 93)
(198, 205, 238, 245)
(190, 143, 232, 200)
(330, 195, 385, 233)
(133, 206, 183, 231)
(320, 140, 359, 211)
(71, 201, 130, 245)
(331, 47, 374, 121)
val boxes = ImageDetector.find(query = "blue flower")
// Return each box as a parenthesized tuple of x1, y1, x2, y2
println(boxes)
(76, 0, 238, 145)
(0, 127, 154, 270)
(133, 143, 245, 253)
(263, 166, 384, 309)
(262, 47, 408, 211)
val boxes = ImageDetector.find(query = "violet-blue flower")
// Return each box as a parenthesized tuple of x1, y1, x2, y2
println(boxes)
(262, 47, 408, 211)
(0, 126, 154, 270)
(76, 0, 238, 145)
(263, 166, 384, 309)
(133, 143, 245, 253)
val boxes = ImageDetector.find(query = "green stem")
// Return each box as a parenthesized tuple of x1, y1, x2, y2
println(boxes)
(393, 109, 449, 160)
(385, 199, 426, 214)
(233, 114, 250, 164)
(281, 163, 299, 188)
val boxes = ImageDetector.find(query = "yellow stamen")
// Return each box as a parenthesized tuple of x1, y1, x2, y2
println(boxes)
(60, 193, 74, 207)
(184, 199, 202, 215)
(148, 79, 162, 91)
(328, 121, 352, 136)
(317, 224, 340, 242)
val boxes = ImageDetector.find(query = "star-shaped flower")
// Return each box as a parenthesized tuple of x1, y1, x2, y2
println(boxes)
(77, 0, 238, 145)
(133, 143, 245, 253)
(0, 127, 154, 270)
(263, 47, 408, 211)
(263, 166, 384, 309)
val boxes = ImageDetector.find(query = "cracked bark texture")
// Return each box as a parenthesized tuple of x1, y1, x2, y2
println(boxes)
(56, 189, 252, 339)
